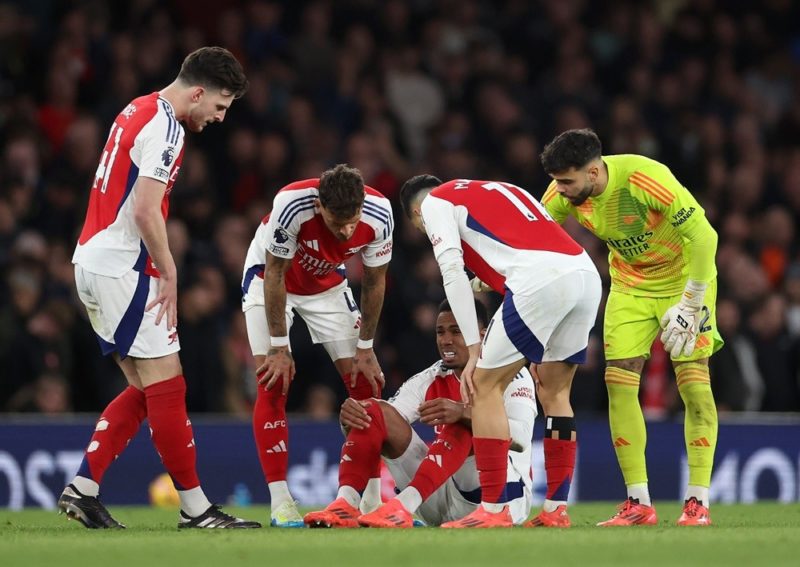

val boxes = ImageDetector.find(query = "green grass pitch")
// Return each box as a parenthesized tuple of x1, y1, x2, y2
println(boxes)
(2, 503, 799, 567)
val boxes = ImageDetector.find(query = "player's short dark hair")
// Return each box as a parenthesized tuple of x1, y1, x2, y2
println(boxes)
(540, 128, 602, 174)
(438, 299, 489, 328)
(178, 46, 248, 99)
(399, 174, 442, 218)
(318, 164, 365, 218)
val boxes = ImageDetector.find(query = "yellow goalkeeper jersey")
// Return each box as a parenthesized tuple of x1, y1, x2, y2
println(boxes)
(542, 154, 716, 297)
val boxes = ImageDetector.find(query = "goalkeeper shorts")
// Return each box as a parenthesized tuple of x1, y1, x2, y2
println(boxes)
(604, 278, 724, 361)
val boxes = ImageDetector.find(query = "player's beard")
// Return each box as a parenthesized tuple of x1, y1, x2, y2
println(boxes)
(568, 182, 594, 206)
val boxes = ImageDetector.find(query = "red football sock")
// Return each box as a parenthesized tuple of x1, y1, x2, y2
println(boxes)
(409, 423, 472, 500)
(473, 437, 511, 504)
(76, 386, 147, 483)
(343, 372, 378, 401)
(544, 416, 577, 502)
(338, 401, 387, 492)
(253, 383, 289, 483)
(144, 376, 200, 491)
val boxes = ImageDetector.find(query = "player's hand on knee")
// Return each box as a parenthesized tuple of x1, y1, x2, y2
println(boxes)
(257, 347, 295, 394)
(340, 398, 372, 430)
(351, 348, 385, 397)
(418, 398, 465, 425)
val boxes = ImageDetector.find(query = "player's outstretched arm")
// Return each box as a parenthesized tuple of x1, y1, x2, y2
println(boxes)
(134, 177, 178, 330)
(257, 253, 295, 394)
(350, 263, 389, 397)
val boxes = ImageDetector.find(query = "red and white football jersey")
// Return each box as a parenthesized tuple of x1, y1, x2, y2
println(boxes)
(421, 179, 593, 294)
(388, 360, 537, 490)
(242, 179, 393, 298)
(73, 93, 184, 277)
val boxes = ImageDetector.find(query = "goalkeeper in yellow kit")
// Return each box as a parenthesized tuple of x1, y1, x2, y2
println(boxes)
(539, 129, 722, 526)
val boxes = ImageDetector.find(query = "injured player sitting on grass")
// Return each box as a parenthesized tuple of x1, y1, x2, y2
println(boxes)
(304, 299, 536, 528)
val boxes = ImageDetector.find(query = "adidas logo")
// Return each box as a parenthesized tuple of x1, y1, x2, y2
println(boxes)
(690, 437, 711, 447)
(303, 239, 319, 251)
(425, 454, 443, 467)
(266, 440, 287, 453)
(613, 437, 631, 448)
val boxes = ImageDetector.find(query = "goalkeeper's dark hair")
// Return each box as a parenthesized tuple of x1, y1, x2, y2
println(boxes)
(400, 174, 442, 218)
(438, 299, 489, 328)
(540, 128, 602, 174)
(318, 163, 365, 218)
(178, 46, 248, 98)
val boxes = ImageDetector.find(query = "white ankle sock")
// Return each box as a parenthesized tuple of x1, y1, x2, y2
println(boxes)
(543, 498, 566, 513)
(482, 502, 506, 513)
(627, 483, 652, 506)
(684, 485, 709, 506)
(178, 486, 212, 517)
(71, 476, 99, 497)
(360, 478, 382, 513)
(337, 486, 361, 509)
(396, 487, 422, 514)
(268, 480, 293, 510)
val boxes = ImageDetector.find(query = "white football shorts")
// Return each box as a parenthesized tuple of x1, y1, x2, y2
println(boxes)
(244, 281, 360, 361)
(74, 264, 180, 359)
(478, 269, 602, 369)
(383, 428, 532, 526)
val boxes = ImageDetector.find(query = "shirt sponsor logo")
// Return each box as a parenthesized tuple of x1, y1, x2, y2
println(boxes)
(511, 387, 534, 400)
(375, 242, 393, 257)
(430, 234, 442, 247)
(606, 231, 653, 257)
(671, 206, 696, 227)
(161, 146, 175, 166)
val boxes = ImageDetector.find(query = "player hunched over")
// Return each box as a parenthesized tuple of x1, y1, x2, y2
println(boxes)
(60, 47, 259, 529)
(539, 129, 721, 526)
(399, 175, 602, 528)
(303, 299, 535, 528)
(242, 164, 393, 526)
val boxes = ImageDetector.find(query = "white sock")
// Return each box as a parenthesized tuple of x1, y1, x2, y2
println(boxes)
(71, 476, 99, 497)
(359, 477, 382, 514)
(542, 498, 565, 513)
(337, 485, 361, 509)
(627, 483, 652, 506)
(482, 502, 506, 513)
(396, 487, 422, 514)
(684, 485, 709, 506)
(178, 486, 212, 517)
(268, 480, 293, 510)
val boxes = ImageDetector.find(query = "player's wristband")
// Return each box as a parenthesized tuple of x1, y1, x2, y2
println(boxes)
(680, 280, 707, 311)
(270, 336, 289, 347)
(356, 338, 374, 350)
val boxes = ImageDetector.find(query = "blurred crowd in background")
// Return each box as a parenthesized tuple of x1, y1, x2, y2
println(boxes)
(1, 0, 799, 419)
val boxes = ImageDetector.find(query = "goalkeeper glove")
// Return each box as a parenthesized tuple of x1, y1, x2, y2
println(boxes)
(470, 277, 492, 293)
(660, 280, 707, 358)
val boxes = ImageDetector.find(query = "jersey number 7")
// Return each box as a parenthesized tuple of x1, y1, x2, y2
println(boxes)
(481, 182, 553, 222)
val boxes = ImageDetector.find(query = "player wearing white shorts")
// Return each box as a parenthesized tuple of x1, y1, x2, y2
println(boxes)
(399, 176, 601, 528)
(60, 47, 259, 529)
(242, 164, 393, 526)
(304, 299, 535, 528)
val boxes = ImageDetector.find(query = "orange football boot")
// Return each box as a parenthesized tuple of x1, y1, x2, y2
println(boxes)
(303, 498, 360, 528)
(523, 505, 571, 528)
(358, 498, 414, 528)
(597, 497, 658, 526)
(441, 505, 513, 528)
(676, 497, 712, 526)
